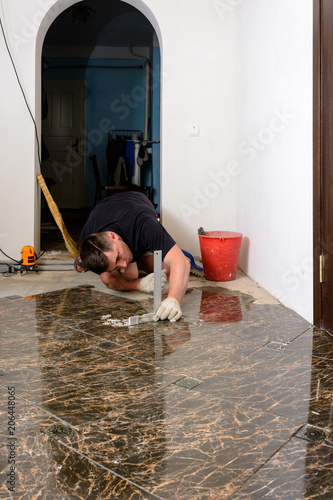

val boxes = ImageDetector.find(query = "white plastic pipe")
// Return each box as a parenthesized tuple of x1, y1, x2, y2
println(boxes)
(128, 42, 150, 140)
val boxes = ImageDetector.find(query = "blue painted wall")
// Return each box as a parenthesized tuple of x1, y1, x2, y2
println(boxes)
(43, 54, 160, 208)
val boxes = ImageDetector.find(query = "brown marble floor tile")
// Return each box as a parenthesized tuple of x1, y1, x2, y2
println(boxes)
(113, 323, 313, 392)
(58, 385, 299, 499)
(195, 329, 316, 424)
(33, 287, 250, 334)
(0, 346, 181, 426)
(232, 302, 311, 344)
(0, 285, 331, 498)
(0, 296, 38, 326)
(113, 320, 264, 379)
(31, 286, 152, 327)
(232, 437, 333, 499)
(311, 327, 333, 360)
(306, 365, 333, 428)
(0, 388, 158, 499)
(0, 299, 56, 328)
(0, 320, 117, 373)
(52, 301, 153, 336)
(64, 319, 150, 345)
(324, 431, 333, 449)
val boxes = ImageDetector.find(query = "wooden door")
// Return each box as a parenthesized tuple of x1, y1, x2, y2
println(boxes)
(314, 0, 333, 334)
(42, 80, 86, 209)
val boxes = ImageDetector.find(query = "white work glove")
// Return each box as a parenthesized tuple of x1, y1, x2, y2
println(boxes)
(153, 297, 182, 323)
(139, 269, 167, 293)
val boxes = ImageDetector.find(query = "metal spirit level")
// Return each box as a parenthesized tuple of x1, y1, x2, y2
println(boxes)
(128, 250, 162, 326)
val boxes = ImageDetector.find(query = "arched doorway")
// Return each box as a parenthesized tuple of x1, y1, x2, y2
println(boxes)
(39, 0, 161, 252)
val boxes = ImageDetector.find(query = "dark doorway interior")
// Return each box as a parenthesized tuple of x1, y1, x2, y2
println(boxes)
(41, 0, 160, 253)
(41, 208, 90, 252)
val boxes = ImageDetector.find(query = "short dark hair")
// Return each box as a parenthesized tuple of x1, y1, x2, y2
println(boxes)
(80, 232, 114, 275)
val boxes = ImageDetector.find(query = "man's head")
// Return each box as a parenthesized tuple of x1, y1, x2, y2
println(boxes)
(80, 232, 133, 275)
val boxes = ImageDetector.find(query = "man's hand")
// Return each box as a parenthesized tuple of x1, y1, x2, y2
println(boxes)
(139, 269, 167, 293)
(153, 297, 182, 323)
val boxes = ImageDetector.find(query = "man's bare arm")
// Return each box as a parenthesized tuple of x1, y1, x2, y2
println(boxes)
(163, 244, 190, 304)
(100, 263, 141, 291)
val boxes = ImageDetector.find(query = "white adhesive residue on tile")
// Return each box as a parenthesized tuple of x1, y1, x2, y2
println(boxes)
(100, 314, 128, 327)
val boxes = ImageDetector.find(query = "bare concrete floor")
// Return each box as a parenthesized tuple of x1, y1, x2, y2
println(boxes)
(0, 250, 280, 306)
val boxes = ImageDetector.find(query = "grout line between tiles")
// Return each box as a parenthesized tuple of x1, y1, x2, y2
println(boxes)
(0, 360, 186, 433)
(54, 438, 165, 500)
(0, 386, 80, 431)
(228, 422, 306, 498)
(286, 326, 314, 345)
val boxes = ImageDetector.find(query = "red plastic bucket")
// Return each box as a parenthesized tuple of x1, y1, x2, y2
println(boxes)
(198, 231, 243, 281)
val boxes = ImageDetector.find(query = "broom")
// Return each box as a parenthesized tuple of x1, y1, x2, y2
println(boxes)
(37, 173, 80, 258)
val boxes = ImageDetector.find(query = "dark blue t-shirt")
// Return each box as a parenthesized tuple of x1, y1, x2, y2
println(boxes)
(81, 192, 176, 263)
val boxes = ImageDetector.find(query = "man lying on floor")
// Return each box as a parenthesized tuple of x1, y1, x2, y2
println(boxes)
(74, 191, 190, 323)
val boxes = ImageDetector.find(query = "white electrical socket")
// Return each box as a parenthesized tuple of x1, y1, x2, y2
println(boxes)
(189, 124, 200, 136)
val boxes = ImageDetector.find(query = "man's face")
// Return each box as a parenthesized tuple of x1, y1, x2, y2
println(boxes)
(104, 238, 133, 273)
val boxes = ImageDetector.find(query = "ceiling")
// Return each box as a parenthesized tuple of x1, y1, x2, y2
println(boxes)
(44, 0, 156, 48)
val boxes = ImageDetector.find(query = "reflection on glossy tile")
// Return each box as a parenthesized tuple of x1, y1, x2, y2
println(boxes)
(0, 296, 54, 327)
(181, 288, 251, 324)
(232, 438, 333, 499)
(59, 385, 300, 499)
(0, 389, 158, 499)
(113, 303, 312, 380)
(0, 284, 332, 498)
(195, 329, 315, 422)
(0, 345, 180, 426)
(0, 320, 110, 372)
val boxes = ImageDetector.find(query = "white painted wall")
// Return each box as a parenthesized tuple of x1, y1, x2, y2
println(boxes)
(235, 0, 313, 322)
(131, 0, 313, 322)
(0, 0, 78, 261)
(0, 1, 39, 261)
(0, 0, 313, 322)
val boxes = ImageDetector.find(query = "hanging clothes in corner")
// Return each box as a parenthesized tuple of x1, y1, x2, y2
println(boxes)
(106, 131, 144, 186)
(106, 135, 130, 185)
(113, 156, 130, 185)
(137, 141, 149, 166)
(125, 140, 135, 176)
